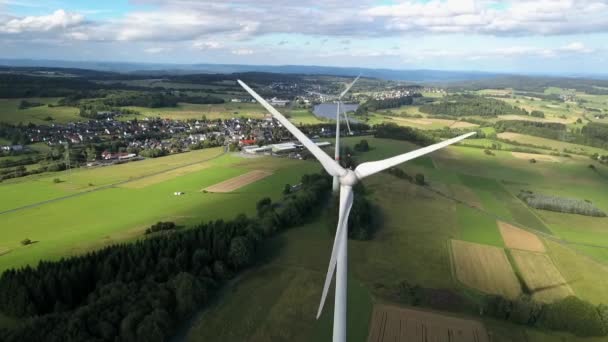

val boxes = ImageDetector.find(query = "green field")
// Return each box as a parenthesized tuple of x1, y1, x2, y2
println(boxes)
(184, 137, 608, 341)
(0, 151, 320, 272)
(185, 217, 373, 342)
(497, 132, 608, 155)
(0, 98, 80, 124)
(287, 108, 327, 125)
(122, 102, 269, 121)
(2, 132, 608, 341)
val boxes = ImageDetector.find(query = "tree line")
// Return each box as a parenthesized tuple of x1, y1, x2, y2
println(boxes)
(392, 280, 608, 337)
(419, 95, 529, 117)
(518, 190, 606, 217)
(496, 120, 608, 149)
(355, 95, 416, 116)
(0, 172, 331, 342)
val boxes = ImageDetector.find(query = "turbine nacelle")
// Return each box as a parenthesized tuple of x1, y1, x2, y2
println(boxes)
(338, 169, 358, 187)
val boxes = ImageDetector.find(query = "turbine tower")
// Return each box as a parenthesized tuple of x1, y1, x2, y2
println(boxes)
(238, 79, 474, 342)
(333, 75, 360, 192)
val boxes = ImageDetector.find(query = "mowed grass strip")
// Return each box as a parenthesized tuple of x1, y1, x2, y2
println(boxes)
(120, 162, 212, 189)
(203, 170, 273, 192)
(367, 304, 489, 342)
(457, 205, 504, 247)
(498, 221, 545, 252)
(451, 240, 521, 299)
(510, 249, 573, 303)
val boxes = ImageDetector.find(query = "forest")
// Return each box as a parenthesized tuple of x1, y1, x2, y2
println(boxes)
(0, 172, 331, 342)
(419, 95, 529, 117)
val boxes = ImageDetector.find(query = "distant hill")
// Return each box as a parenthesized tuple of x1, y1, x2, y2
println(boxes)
(0, 59, 504, 82)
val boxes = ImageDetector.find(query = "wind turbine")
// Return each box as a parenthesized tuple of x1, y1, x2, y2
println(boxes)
(333, 75, 360, 192)
(238, 79, 475, 342)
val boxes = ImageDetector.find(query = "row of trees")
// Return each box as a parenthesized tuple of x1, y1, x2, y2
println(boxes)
(0, 172, 331, 342)
(374, 123, 435, 146)
(355, 95, 416, 116)
(484, 295, 608, 337)
(518, 190, 606, 217)
(419, 95, 529, 117)
(393, 279, 608, 337)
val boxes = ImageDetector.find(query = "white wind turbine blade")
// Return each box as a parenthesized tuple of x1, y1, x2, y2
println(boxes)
(342, 106, 352, 135)
(316, 184, 354, 319)
(238, 80, 346, 177)
(339, 74, 361, 98)
(338, 75, 359, 136)
(355, 132, 476, 179)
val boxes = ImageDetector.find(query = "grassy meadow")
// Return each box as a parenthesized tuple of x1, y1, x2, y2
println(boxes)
(0, 150, 321, 272)
(0, 98, 80, 124)
(185, 136, 608, 341)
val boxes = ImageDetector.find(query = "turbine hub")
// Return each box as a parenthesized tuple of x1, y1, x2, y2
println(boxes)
(339, 169, 358, 186)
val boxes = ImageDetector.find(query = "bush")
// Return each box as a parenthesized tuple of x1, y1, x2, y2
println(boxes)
(20, 238, 32, 246)
(529, 158, 537, 163)
(518, 190, 606, 217)
(415, 173, 425, 185)
(53, 178, 61, 184)
(540, 296, 605, 337)
(144, 221, 176, 234)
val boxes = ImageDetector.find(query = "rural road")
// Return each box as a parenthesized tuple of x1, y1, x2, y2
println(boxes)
(0, 150, 227, 216)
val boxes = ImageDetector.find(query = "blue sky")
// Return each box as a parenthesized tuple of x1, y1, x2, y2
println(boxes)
(0, 0, 607, 74)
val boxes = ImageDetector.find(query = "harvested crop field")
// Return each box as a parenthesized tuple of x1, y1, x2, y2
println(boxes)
(121, 162, 211, 189)
(511, 152, 560, 162)
(510, 250, 573, 303)
(203, 170, 273, 193)
(367, 304, 489, 342)
(451, 240, 521, 299)
(498, 221, 545, 252)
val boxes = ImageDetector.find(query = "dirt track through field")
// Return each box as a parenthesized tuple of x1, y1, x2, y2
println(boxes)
(451, 240, 521, 299)
(498, 221, 545, 252)
(203, 170, 273, 193)
(510, 249, 573, 303)
(367, 304, 489, 342)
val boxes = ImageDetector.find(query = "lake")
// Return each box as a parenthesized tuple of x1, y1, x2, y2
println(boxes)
(312, 103, 359, 120)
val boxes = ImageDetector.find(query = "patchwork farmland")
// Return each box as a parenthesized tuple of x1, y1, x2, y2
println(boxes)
(450, 239, 521, 299)
(510, 249, 574, 303)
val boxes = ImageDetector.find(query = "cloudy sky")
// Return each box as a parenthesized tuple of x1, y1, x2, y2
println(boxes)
(0, 0, 606, 73)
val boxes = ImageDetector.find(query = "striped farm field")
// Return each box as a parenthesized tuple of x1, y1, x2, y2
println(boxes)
(510, 249, 573, 303)
(451, 239, 521, 299)
(367, 304, 489, 342)
(498, 221, 545, 252)
(203, 170, 273, 192)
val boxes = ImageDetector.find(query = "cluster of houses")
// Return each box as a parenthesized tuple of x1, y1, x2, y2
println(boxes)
(1, 145, 24, 152)
(241, 140, 331, 156)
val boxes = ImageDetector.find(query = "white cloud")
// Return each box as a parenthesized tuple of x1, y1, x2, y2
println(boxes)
(193, 40, 222, 50)
(365, 0, 608, 36)
(144, 47, 170, 54)
(0, 9, 83, 34)
(559, 42, 594, 53)
(231, 48, 254, 55)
